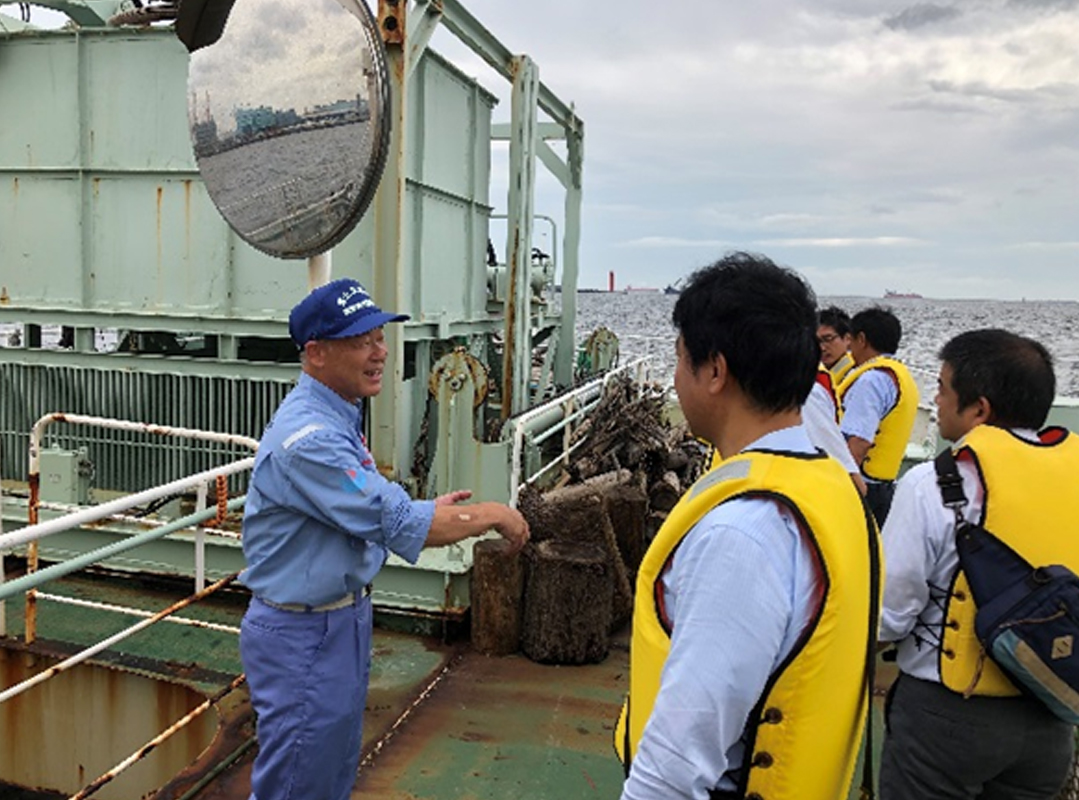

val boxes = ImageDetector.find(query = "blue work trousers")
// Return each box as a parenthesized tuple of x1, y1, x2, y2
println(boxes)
(241, 595, 373, 800)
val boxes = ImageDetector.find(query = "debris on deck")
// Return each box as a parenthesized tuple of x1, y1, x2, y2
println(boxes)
(472, 374, 708, 664)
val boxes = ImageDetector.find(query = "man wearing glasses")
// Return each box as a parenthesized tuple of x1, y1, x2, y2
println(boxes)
(818, 306, 854, 384)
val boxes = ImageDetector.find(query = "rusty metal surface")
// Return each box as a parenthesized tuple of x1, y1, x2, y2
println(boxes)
(355, 636, 630, 799)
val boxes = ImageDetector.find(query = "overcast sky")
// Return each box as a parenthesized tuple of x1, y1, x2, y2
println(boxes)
(430, 0, 1079, 299)
(7, 0, 1076, 299)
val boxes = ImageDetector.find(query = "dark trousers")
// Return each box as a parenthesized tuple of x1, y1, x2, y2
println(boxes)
(866, 480, 895, 528)
(881, 674, 1074, 800)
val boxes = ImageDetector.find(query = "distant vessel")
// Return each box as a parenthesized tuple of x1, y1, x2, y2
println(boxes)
(663, 277, 685, 295)
(884, 289, 923, 299)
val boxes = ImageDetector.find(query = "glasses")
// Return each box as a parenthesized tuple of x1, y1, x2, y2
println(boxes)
(818, 333, 841, 345)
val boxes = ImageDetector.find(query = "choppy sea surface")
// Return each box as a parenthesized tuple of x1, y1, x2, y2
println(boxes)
(571, 292, 1079, 399)
(4, 294, 1078, 397)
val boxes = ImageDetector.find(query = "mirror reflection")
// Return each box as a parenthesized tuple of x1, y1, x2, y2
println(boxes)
(187, 0, 389, 259)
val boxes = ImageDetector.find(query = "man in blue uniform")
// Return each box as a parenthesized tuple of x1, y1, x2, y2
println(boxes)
(240, 278, 530, 800)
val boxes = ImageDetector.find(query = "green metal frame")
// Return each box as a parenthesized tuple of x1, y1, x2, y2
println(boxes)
(0, 0, 587, 616)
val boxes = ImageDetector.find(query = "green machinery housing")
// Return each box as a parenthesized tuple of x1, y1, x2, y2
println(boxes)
(0, 0, 586, 618)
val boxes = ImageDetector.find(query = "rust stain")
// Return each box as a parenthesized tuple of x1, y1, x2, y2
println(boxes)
(157, 185, 165, 288)
(379, 0, 404, 46)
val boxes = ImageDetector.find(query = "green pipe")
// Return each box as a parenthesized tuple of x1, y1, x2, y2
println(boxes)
(0, 496, 246, 601)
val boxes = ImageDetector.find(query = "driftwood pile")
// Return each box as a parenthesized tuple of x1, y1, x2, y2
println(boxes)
(471, 375, 708, 664)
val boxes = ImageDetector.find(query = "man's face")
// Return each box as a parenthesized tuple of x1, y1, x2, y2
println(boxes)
(849, 331, 873, 366)
(310, 327, 389, 402)
(673, 335, 709, 440)
(935, 362, 982, 442)
(817, 325, 850, 369)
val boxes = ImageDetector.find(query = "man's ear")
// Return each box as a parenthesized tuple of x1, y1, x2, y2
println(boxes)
(303, 340, 327, 368)
(708, 353, 728, 396)
(972, 396, 993, 425)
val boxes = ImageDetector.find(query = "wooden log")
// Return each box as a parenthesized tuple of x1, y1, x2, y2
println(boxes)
(521, 540, 612, 664)
(646, 510, 669, 545)
(648, 470, 682, 512)
(536, 483, 634, 629)
(604, 481, 649, 581)
(470, 539, 523, 656)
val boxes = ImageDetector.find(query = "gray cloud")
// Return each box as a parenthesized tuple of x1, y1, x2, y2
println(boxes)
(1008, 0, 1079, 10)
(883, 4, 962, 31)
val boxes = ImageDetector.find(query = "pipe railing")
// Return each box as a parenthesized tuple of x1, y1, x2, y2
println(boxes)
(508, 357, 653, 508)
(19, 413, 257, 641)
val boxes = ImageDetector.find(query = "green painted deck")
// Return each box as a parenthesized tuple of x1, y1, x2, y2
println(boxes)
(0, 567, 891, 799)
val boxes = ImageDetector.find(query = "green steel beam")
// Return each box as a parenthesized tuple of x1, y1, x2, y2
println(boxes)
(433, 0, 583, 136)
(406, 0, 443, 77)
(0, 308, 283, 338)
(0, 168, 200, 176)
(370, 4, 410, 477)
(22, 0, 118, 27)
(502, 55, 539, 417)
(0, 348, 300, 381)
(490, 122, 567, 141)
(535, 140, 570, 190)
(554, 127, 583, 386)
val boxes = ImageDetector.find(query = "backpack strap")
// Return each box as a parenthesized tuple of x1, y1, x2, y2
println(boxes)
(933, 448, 1031, 602)
(933, 449, 968, 527)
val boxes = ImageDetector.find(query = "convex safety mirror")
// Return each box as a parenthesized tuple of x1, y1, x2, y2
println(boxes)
(187, 0, 390, 259)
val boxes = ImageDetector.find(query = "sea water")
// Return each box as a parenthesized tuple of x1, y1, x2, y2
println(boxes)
(3, 294, 1077, 397)
(574, 292, 1079, 398)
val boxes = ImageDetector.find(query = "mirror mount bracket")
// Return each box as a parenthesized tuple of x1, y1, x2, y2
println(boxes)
(378, 0, 405, 46)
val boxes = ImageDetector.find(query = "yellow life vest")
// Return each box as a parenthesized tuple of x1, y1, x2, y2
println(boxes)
(939, 425, 1079, 697)
(829, 352, 855, 387)
(615, 448, 877, 800)
(836, 356, 919, 481)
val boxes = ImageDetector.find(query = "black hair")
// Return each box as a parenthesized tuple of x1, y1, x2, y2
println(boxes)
(672, 251, 819, 413)
(850, 306, 902, 354)
(818, 306, 851, 337)
(938, 329, 1056, 430)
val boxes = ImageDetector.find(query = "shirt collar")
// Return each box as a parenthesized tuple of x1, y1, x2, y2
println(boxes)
(298, 372, 363, 429)
(743, 424, 815, 455)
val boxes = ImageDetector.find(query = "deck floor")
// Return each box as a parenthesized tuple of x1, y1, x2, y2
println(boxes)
(0, 567, 890, 799)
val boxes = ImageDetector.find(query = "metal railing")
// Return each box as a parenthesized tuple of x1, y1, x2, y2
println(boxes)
(508, 357, 654, 508)
(0, 415, 256, 799)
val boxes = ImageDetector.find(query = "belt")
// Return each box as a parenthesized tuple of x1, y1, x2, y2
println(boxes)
(259, 584, 371, 613)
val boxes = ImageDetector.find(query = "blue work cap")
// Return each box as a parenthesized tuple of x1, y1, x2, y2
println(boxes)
(288, 279, 409, 347)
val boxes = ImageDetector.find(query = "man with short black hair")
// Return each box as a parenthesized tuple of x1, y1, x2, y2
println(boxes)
(837, 306, 919, 526)
(879, 328, 1076, 800)
(616, 252, 877, 800)
(240, 278, 529, 800)
(818, 305, 854, 383)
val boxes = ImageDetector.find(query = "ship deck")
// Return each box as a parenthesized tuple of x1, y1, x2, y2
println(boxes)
(0, 567, 891, 800)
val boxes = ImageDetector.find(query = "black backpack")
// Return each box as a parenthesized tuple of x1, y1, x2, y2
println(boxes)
(935, 448, 1079, 723)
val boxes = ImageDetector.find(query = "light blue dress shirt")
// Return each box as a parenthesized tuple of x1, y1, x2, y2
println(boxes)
(240, 372, 435, 607)
(839, 357, 899, 482)
(621, 426, 820, 800)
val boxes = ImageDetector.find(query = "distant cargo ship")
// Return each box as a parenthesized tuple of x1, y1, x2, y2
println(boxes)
(884, 289, 924, 299)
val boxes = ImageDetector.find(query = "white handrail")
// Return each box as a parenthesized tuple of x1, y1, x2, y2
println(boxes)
(0, 457, 254, 550)
(509, 357, 652, 508)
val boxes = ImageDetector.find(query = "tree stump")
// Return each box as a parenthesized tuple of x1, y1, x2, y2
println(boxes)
(531, 482, 634, 630)
(470, 539, 524, 656)
(521, 540, 612, 664)
(648, 470, 682, 512)
(604, 481, 649, 582)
